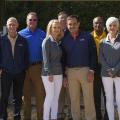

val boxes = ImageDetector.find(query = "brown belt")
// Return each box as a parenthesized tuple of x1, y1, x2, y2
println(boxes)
(31, 61, 42, 66)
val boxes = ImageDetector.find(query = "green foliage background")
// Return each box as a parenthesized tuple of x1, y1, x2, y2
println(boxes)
(3, 1, 120, 31)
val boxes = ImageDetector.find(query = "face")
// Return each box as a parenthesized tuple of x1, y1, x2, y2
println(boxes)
(26, 14, 37, 31)
(107, 22, 118, 35)
(7, 21, 18, 34)
(51, 22, 61, 37)
(93, 17, 104, 33)
(58, 14, 67, 29)
(67, 18, 80, 33)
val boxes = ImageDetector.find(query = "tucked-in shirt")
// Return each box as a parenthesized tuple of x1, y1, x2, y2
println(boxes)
(100, 33, 120, 76)
(19, 27, 46, 64)
(42, 35, 62, 76)
(61, 30, 97, 71)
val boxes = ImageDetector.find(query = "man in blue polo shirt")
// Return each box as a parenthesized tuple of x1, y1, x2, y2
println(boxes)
(61, 15, 97, 120)
(19, 12, 45, 120)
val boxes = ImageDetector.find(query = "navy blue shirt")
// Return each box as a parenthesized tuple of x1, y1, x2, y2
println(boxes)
(0, 34, 29, 74)
(61, 31, 97, 71)
(19, 27, 46, 64)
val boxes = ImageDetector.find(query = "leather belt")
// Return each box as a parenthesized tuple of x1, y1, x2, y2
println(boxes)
(31, 61, 42, 66)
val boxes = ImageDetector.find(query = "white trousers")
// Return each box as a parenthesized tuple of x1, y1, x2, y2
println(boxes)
(42, 75, 62, 120)
(102, 77, 120, 120)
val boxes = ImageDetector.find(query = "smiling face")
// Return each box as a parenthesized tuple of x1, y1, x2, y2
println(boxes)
(107, 22, 118, 35)
(26, 14, 37, 31)
(51, 21, 62, 38)
(7, 18, 18, 36)
(67, 17, 80, 33)
(93, 17, 104, 34)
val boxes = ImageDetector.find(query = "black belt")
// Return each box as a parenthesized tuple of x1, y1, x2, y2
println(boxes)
(31, 61, 42, 66)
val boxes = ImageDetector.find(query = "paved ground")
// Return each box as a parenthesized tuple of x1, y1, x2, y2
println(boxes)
(7, 103, 119, 120)
(6, 94, 119, 120)
(7, 104, 85, 120)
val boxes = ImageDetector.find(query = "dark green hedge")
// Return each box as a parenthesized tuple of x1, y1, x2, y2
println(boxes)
(3, 1, 120, 31)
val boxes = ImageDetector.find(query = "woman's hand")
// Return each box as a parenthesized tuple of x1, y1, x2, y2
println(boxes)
(48, 75, 53, 82)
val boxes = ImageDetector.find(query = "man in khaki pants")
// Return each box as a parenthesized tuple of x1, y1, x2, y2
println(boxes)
(19, 12, 45, 120)
(61, 15, 97, 120)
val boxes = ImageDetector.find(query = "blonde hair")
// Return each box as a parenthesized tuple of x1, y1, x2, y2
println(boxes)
(46, 19, 63, 40)
(6, 17, 18, 25)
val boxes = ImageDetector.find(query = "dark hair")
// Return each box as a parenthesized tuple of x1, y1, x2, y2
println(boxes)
(93, 16, 104, 23)
(67, 15, 80, 23)
(58, 11, 67, 17)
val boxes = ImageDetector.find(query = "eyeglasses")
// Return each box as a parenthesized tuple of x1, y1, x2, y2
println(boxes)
(29, 19, 37, 22)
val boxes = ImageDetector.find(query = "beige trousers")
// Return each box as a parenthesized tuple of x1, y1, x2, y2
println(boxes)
(67, 67, 96, 120)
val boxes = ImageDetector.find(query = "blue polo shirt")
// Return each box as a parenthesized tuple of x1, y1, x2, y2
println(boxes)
(61, 30, 97, 71)
(19, 27, 46, 64)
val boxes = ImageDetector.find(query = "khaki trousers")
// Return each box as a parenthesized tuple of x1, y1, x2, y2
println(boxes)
(23, 64, 45, 120)
(67, 67, 96, 120)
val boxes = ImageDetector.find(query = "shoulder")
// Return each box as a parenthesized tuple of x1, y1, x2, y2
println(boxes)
(17, 34, 28, 45)
(36, 28, 46, 37)
(42, 37, 51, 47)
(18, 28, 28, 37)
(19, 28, 27, 34)
(80, 31, 93, 41)
(1, 34, 7, 41)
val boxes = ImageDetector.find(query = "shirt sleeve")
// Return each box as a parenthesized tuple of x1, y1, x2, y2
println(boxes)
(42, 39, 52, 75)
(88, 34, 98, 71)
(99, 42, 111, 70)
(24, 38, 29, 70)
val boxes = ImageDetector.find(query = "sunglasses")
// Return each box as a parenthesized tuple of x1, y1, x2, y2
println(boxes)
(29, 19, 37, 22)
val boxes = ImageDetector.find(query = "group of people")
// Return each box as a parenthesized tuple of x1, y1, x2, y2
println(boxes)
(0, 11, 120, 120)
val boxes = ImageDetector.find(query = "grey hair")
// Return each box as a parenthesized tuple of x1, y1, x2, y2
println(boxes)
(6, 17, 18, 25)
(106, 17, 119, 31)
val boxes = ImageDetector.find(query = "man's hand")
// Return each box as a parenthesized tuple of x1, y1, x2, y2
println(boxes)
(87, 70, 94, 82)
(48, 75, 53, 82)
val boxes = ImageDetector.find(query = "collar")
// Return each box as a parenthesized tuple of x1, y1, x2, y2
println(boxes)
(71, 30, 79, 40)
(49, 35, 54, 42)
(7, 33, 18, 41)
(105, 33, 118, 42)
(49, 35, 61, 45)
(26, 27, 37, 33)
(92, 30, 106, 40)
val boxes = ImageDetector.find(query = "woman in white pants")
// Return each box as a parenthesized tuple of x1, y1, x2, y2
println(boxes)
(100, 17, 120, 120)
(42, 19, 63, 120)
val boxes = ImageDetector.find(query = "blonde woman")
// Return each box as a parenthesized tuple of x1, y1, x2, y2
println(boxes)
(42, 19, 63, 120)
(100, 17, 120, 120)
